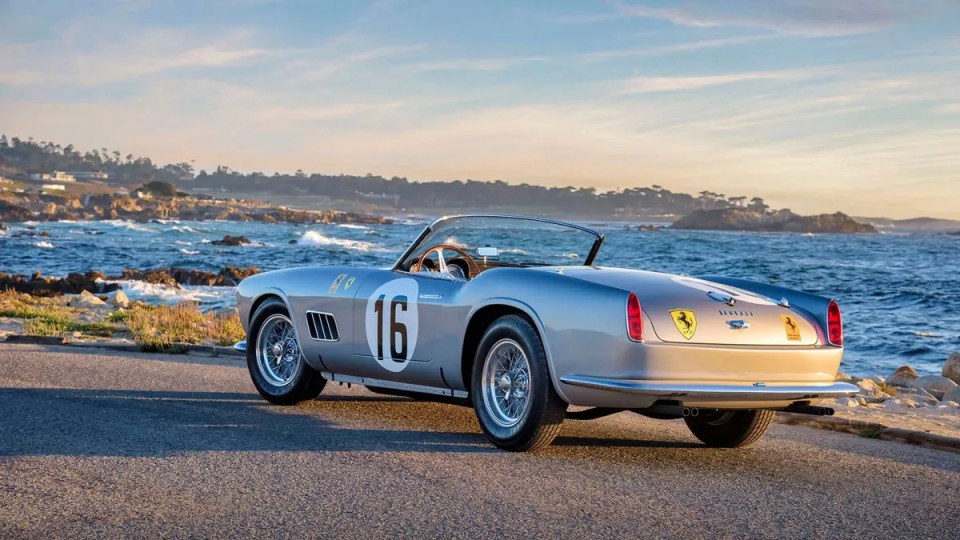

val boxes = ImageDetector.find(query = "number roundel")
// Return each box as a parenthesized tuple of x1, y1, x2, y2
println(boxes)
(365, 278, 419, 372)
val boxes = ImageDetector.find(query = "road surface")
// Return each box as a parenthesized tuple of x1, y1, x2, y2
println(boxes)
(1, 343, 957, 538)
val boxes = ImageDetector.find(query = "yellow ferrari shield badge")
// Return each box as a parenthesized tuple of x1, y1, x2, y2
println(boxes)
(670, 309, 697, 340)
(781, 315, 802, 341)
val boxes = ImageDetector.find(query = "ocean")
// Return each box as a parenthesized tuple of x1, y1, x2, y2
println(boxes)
(1, 218, 958, 376)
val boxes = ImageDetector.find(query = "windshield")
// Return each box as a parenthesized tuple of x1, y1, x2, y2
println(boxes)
(395, 215, 603, 272)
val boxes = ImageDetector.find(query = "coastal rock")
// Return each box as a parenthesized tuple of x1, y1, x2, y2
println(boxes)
(885, 365, 920, 387)
(211, 235, 252, 246)
(0, 200, 33, 222)
(0, 222, 7, 232)
(942, 387, 960, 405)
(0, 271, 118, 297)
(835, 397, 858, 408)
(883, 398, 908, 410)
(671, 208, 876, 233)
(834, 371, 853, 382)
(856, 379, 886, 400)
(942, 352, 960, 384)
(68, 290, 106, 308)
(908, 375, 958, 400)
(120, 269, 179, 287)
(109, 289, 130, 309)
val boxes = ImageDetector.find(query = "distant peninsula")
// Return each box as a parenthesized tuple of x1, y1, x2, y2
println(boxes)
(671, 208, 877, 234)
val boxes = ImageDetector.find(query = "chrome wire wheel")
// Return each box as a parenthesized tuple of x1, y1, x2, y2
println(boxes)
(481, 338, 532, 428)
(255, 314, 302, 387)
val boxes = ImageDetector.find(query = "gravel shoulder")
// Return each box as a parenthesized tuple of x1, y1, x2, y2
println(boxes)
(1, 343, 958, 538)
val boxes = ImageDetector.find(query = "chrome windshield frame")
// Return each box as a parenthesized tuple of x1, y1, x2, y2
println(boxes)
(392, 214, 605, 271)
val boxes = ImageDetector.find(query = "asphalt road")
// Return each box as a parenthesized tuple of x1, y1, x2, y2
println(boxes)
(1, 343, 957, 538)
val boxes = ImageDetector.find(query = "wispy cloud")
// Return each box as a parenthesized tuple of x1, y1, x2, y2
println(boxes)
(934, 103, 960, 114)
(581, 34, 779, 60)
(612, 0, 942, 37)
(400, 56, 546, 72)
(618, 68, 827, 94)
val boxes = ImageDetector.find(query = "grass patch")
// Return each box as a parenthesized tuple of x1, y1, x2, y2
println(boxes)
(2, 290, 245, 350)
(0, 290, 119, 337)
(126, 303, 245, 352)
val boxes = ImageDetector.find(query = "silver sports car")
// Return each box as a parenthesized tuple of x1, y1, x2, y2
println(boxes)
(235, 215, 857, 451)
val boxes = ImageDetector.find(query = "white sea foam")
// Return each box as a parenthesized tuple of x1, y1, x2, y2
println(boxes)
(34, 241, 54, 249)
(174, 240, 193, 246)
(563, 253, 580, 259)
(179, 248, 200, 255)
(444, 236, 470, 249)
(105, 220, 154, 233)
(337, 223, 369, 230)
(110, 280, 234, 310)
(300, 231, 387, 252)
(171, 225, 199, 233)
(501, 248, 528, 255)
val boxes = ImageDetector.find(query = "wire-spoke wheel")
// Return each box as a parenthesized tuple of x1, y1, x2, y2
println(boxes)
(256, 314, 302, 387)
(481, 339, 532, 428)
(246, 297, 325, 405)
(471, 315, 567, 452)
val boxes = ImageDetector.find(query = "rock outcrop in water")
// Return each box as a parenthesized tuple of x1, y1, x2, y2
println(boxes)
(211, 235, 252, 246)
(671, 208, 876, 233)
(0, 191, 391, 226)
(0, 271, 120, 297)
(0, 267, 261, 296)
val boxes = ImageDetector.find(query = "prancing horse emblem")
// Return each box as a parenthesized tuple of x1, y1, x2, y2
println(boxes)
(670, 309, 697, 340)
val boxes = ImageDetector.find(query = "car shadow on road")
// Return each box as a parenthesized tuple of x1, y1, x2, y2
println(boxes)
(0, 387, 495, 458)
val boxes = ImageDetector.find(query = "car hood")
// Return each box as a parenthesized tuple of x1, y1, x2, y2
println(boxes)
(534, 266, 820, 346)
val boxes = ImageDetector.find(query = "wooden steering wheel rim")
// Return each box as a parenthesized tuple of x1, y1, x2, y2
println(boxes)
(415, 244, 481, 278)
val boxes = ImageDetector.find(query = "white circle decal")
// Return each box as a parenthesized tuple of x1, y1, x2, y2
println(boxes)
(365, 278, 419, 372)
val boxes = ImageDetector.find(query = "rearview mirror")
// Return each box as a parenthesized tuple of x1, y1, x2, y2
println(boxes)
(477, 246, 499, 257)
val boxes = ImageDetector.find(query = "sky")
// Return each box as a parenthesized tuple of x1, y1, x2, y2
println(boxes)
(1, 0, 958, 219)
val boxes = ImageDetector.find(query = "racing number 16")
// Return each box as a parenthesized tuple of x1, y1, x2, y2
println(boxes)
(374, 295, 408, 361)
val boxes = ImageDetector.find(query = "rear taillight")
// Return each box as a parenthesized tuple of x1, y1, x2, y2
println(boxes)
(827, 300, 843, 346)
(627, 292, 643, 341)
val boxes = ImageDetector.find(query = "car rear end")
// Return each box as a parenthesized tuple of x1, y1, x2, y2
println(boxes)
(539, 267, 857, 410)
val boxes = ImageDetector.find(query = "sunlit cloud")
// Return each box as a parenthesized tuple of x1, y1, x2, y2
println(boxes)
(0, 0, 957, 219)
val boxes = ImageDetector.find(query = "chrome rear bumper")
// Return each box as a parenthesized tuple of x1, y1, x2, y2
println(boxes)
(559, 375, 858, 405)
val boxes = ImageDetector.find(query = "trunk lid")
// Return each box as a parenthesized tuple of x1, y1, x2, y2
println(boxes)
(549, 267, 820, 346)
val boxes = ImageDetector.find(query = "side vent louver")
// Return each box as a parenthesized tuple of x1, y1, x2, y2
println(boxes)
(305, 311, 339, 341)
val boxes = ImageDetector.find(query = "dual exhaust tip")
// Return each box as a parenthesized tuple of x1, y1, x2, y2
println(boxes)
(681, 407, 699, 417)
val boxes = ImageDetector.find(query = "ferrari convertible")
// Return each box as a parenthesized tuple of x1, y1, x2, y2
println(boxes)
(235, 215, 857, 451)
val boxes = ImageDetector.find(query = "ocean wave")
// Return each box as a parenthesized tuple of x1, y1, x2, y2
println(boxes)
(34, 241, 54, 249)
(337, 223, 369, 230)
(179, 248, 200, 255)
(174, 240, 193, 246)
(444, 236, 470, 249)
(109, 280, 234, 310)
(105, 220, 155, 233)
(300, 231, 387, 252)
(171, 225, 200, 233)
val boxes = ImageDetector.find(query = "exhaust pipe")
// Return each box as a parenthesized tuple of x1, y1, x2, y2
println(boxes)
(681, 407, 699, 417)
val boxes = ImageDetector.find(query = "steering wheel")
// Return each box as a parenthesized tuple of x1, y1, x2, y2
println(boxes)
(414, 244, 481, 279)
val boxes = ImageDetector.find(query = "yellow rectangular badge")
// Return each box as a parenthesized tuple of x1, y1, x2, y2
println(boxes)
(781, 315, 802, 341)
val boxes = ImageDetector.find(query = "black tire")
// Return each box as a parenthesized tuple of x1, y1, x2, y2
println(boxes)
(471, 315, 567, 452)
(246, 297, 325, 405)
(684, 409, 774, 448)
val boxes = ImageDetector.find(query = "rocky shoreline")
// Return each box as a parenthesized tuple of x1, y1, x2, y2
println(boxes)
(672, 208, 877, 233)
(0, 266, 261, 296)
(0, 191, 392, 226)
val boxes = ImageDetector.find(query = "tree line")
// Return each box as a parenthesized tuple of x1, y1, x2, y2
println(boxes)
(1, 134, 773, 216)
